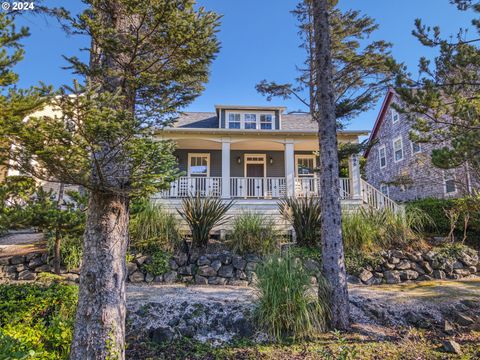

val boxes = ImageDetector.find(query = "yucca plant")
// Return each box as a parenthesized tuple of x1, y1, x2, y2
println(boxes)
(230, 211, 279, 255)
(278, 196, 321, 248)
(178, 195, 234, 248)
(254, 253, 331, 341)
(130, 201, 181, 253)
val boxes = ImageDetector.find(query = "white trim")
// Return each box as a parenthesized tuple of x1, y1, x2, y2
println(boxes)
(225, 110, 276, 130)
(380, 183, 389, 196)
(244, 153, 267, 177)
(391, 108, 400, 124)
(443, 170, 457, 195)
(294, 154, 317, 177)
(378, 145, 387, 169)
(393, 136, 404, 162)
(187, 153, 210, 177)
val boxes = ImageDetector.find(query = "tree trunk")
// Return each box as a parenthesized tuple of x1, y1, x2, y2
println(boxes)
(312, 0, 350, 330)
(54, 182, 65, 275)
(69, 191, 129, 359)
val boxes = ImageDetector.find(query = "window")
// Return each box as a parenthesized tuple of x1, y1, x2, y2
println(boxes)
(295, 155, 316, 177)
(444, 171, 457, 194)
(244, 114, 257, 129)
(391, 108, 400, 124)
(228, 113, 240, 129)
(260, 114, 273, 130)
(380, 184, 389, 196)
(378, 145, 387, 169)
(188, 153, 210, 177)
(411, 141, 421, 154)
(393, 137, 404, 162)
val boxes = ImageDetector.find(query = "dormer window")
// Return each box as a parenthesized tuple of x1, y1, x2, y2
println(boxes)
(228, 113, 241, 129)
(260, 114, 273, 129)
(226, 111, 276, 130)
(244, 113, 257, 129)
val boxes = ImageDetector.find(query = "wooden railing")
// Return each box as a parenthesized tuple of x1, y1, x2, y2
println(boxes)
(294, 177, 351, 199)
(360, 179, 402, 214)
(158, 177, 222, 198)
(230, 177, 286, 199)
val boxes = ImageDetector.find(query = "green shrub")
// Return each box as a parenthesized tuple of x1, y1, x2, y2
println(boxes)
(229, 212, 279, 255)
(435, 243, 478, 261)
(47, 235, 83, 272)
(142, 250, 172, 276)
(178, 196, 234, 248)
(254, 253, 330, 341)
(278, 197, 321, 248)
(345, 251, 383, 276)
(130, 201, 182, 253)
(0, 283, 77, 359)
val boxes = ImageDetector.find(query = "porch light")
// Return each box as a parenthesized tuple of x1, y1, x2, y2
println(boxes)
(237, 156, 242, 164)
(269, 157, 273, 165)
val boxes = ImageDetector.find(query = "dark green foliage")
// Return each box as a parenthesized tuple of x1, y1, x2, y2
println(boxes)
(229, 212, 279, 255)
(278, 197, 321, 248)
(142, 251, 171, 277)
(178, 196, 234, 248)
(0, 176, 37, 233)
(0, 283, 77, 359)
(254, 253, 330, 341)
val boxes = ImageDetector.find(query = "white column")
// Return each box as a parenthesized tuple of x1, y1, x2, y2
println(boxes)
(348, 153, 362, 199)
(221, 138, 231, 199)
(284, 140, 295, 197)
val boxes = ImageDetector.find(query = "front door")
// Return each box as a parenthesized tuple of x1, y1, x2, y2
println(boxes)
(244, 154, 266, 198)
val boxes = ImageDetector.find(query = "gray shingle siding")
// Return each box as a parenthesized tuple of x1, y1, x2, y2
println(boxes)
(365, 95, 474, 202)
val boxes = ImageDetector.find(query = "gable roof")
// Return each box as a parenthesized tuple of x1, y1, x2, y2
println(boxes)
(364, 89, 395, 158)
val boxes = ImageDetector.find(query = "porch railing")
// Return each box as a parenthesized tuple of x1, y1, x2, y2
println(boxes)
(294, 177, 351, 199)
(230, 177, 287, 198)
(159, 176, 222, 198)
(360, 179, 402, 214)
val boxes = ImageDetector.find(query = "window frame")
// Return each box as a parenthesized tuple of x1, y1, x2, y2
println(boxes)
(244, 154, 267, 178)
(411, 141, 421, 155)
(443, 171, 457, 195)
(378, 145, 387, 169)
(295, 154, 317, 177)
(244, 113, 257, 129)
(227, 112, 241, 129)
(380, 184, 389, 196)
(187, 153, 210, 177)
(391, 108, 400, 124)
(225, 111, 276, 130)
(393, 136, 404, 163)
(260, 114, 273, 130)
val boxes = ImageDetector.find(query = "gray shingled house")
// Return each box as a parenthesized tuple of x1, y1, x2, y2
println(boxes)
(154, 104, 400, 230)
(364, 90, 477, 203)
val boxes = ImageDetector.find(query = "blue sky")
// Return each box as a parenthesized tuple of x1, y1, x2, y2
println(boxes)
(13, 0, 476, 132)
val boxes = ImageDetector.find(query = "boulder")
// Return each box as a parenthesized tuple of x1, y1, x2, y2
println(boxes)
(468, 266, 477, 273)
(396, 260, 411, 270)
(135, 255, 149, 266)
(399, 270, 418, 281)
(384, 270, 401, 284)
(390, 257, 400, 265)
(460, 255, 478, 267)
(211, 260, 222, 272)
(433, 270, 446, 280)
(129, 271, 145, 283)
(452, 261, 464, 269)
(245, 254, 260, 263)
(444, 320, 455, 334)
(218, 253, 232, 265)
(347, 275, 361, 284)
(358, 269, 374, 284)
(145, 273, 155, 283)
(0, 258, 10, 266)
(154, 275, 163, 283)
(197, 256, 210, 266)
(245, 262, 257, 271)
(453, 268, 471, 277)
(10, 255, 25, 265)
(208, 277, 227, 285)
(127, 262, 138, 275)
(391, 250, 404, 259)
(34, 264, 51, 273)
(197, 265, 217, 277)
(423, 251, 436, 262)
(18, 270, 36, 281)
(218, 265, 234, 278)
(454, 313, 474, 326)
(441, 340, 462, 355)
(169, 259, 179, 270)
(163, 271, 178, 284)
(149, 326, 175, 344)
(194, 275, 208, 285)
(178, 264, 195, 276)
(383, 262, 396, 270)
(411, 262, 425, 275)
(420, 261, 433, 274)
(417, 274, 433, 282)
(232, 256, 246, 271)
(235, 270, 248, 280)
(173, 252, 188, 267)
(63, 273, 79, 282)
(28, 257, 45, 269)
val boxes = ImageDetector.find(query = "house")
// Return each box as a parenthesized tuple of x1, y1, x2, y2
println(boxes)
(154, 104, 400, 231)
(364, 89, 476, 203)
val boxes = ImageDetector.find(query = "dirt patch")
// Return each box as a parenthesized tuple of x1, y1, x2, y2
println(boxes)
(0, 232, 46, 258)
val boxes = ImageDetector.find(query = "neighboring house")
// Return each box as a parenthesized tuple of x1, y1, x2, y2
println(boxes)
(154, 104, 400, 231)
(364, 89, 476, 203)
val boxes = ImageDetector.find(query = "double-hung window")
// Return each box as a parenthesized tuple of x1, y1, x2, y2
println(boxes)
(295, 155, 316, 177)
(188, 153, 210, 177)
(378, 145, 387, 169)
(260, 114, 273, 130)
(392, 108, 400, 124)
(244, 114, 257, 129)
(411, 141, 421, 154)
(393, 137, 404, 162)
(228, 113, 241, 129)
(444, 171, 457, 195)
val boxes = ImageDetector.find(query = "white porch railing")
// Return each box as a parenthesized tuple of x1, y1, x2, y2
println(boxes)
(360, 179, 402, 214)
(159, 176, 222, 198)
(294, 177, 351, 199)
(230, 177, 287, 199)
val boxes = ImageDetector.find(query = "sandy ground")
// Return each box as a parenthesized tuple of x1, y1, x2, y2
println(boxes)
(0, 231, 45, 258)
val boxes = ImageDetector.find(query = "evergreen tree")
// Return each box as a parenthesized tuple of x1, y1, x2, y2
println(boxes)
(1, 1, 220, 358)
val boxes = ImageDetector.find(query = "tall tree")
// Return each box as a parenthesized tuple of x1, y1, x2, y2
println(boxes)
(395, 0, 480, 186)
(311, 0, 349, 330)
(2, 1, 220, 358)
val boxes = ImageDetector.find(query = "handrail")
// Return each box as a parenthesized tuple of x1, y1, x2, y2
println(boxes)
(360, 179, 402, 214)
(159, 176, 222, 198)
(230, 177, 286, 199)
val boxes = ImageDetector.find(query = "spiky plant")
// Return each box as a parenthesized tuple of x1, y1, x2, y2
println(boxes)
(278, 196, 321, 248)
(178, 195, 234, 248)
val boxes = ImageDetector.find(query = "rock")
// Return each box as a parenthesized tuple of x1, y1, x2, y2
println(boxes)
(399, 270, 418, 281)
(366, 277, 383, 285)
(433, 270, 446, 280)
(127, 262, 138, 275)
(129, 271, 145, 283)
(218, 254, 232, 265)
(211, 260, 222, 272)
(194, 275, 208, 285)
(453, 269, 471, 277)
(149, 326, 175, 344)
(461, 299, 480, 309)
(178, 325, 195, 338)
(208, 277, 227, 285)
(163, 271, 177, 284)
(34, 264, 51, 273)
(236, 270, 248, 280)
(396, 260, 411, 270)
(245, 262, 257, 271)
(232, 256, 246, 270)
(18, 270, 36, 281)
(154, 275, 163, 283)
(441, 340, 462, 355)
(384, 270, 401, 284)
(391, 250, 404, 259)
(15, 264, 26, 272)
(468, 266, 477, 273)
(358, 269, 374, 283)
(347, 275, 361, 284)
(406, 252, 421, 262)
(390, 257, 400, 264)
(383, 262, 396, 270)
(227, 279, 249, 287)
(374, 272, 383, 278)
(197, 256, 210, 266)
(63, 273, 79, 282)
(420, 261, 433, 274)
(454, 313, 474, 326)
(145, 273, 154, 283)
(231, 317, 254, 338)
(411, 262, 425, 275)
(460, 255, 477, 267)
(444, 320, 455, 334)
(189, 250, 200, 264)
(181, 276, 193, 283)
(310, 276, 318, 285)
(0, 258, 10, 266)
(169, 259, 179, 270)
(197, 266, 217, 277)
(173, 252, 188, 267)
(244, 254, 260, 263)
(135, 255, 149, 266)
(10, 255, 25, 265)
(218, 265, 234, 278)
(25, 252, 41, 262)
(304, 259, 321, 274)
(417, 274, 433, 282)
(28, 257, 44, 269)
(453, 261, 464, 269)
(423, 251, 436, 262)
(178, 264, 195, 276)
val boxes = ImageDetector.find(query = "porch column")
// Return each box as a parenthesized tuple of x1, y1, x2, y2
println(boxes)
(348, 153, 362, 199)
(221, 138, 231, 199)
(284, 140, 295, 197)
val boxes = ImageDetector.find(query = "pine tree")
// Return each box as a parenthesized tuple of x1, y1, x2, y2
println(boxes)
(1, 1, 220, 358)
